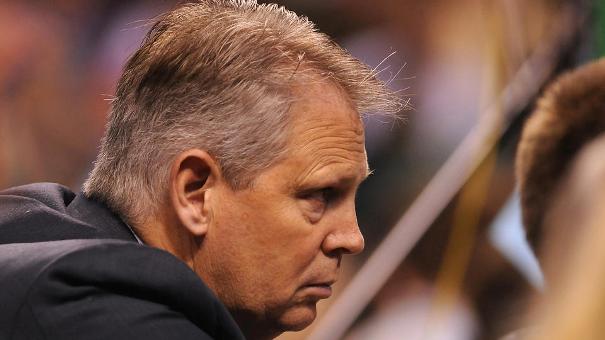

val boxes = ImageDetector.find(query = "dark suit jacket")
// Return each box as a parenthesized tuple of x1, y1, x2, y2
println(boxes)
(0, 183, 245, 340)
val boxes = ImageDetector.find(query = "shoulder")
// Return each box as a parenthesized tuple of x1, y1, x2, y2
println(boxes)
(0, 182, 76, 213)
(0, 239, 243, 340)
(0, 183, 99, 243)
(0, 183, 136, 243)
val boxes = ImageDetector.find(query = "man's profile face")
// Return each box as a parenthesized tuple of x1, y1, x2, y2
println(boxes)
(197, 80, 367, 336)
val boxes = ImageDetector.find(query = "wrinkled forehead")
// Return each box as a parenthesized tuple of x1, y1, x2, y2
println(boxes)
(287, 78, 364, 132)
(283, 80, 369, 175)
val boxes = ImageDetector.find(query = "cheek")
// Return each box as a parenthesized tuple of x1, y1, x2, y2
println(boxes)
(212, 191, 328, 279)
(238, 195, 312, 240)
(245, 201, 325, 272)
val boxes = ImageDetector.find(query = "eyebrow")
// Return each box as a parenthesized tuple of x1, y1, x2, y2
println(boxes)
(294, 160, 371, 192)
(332, 165, 371, 188)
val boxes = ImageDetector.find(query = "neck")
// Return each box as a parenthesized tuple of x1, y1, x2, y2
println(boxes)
(137, 216, 278, 340)
(135, 216, 195, 269)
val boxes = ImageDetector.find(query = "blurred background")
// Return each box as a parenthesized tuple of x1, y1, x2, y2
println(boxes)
(0, 0, 602, 339)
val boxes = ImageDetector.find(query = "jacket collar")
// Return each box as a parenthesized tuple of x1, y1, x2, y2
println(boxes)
(66, 193, 138, 242)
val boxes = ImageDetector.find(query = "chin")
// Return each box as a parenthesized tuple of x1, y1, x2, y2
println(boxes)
(239, 302, 318, 339)
(277, 302, 318, 332)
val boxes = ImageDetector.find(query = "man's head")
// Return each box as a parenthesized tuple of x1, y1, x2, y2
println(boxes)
(83, 0, 400, 338)
(84, 0, 398, 225)
(516, 58, 605, 253)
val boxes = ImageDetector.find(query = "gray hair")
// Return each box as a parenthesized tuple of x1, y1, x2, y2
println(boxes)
(83, 0, 403, 226)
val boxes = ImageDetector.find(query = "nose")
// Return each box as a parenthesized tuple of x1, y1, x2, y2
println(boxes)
(322, 214, 365, 256)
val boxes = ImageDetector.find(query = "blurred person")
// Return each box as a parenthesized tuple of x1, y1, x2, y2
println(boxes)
(520, 134, 605, 340)
(0, 2, 101, 188)
(508, 56, 605, 340)
(516, 57, 605, 255)
(0, 1, 402, 340)
(0, 1, 171, 190)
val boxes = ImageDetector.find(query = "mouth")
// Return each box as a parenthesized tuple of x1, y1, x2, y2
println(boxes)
(301, 280, 336, 299)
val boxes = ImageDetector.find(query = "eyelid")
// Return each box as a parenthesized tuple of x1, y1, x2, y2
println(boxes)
(299, 187, 331, 201)
(300, 180, 360, 202)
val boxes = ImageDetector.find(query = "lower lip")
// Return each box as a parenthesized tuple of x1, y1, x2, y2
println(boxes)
(302, 285, 333, 299)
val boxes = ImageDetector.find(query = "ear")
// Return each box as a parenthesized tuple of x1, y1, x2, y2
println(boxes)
(169, 149, 220, 237)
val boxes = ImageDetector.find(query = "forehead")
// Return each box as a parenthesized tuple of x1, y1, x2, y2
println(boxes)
(288, 80, 363, 129)
(283, 80, 368, 180)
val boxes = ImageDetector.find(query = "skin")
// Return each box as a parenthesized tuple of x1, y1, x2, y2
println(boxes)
(140, 80, 367, 339)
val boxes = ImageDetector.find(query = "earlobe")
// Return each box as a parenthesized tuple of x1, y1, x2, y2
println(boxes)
(170, 149, 219, 237)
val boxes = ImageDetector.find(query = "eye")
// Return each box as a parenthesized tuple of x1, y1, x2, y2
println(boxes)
(299, 187, 335, 222)
(308, 188, 333, 204)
